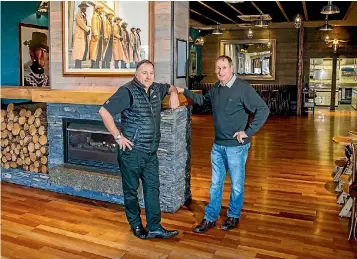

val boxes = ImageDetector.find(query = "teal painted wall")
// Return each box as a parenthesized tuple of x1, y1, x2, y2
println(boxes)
(1, 1, 48, 104)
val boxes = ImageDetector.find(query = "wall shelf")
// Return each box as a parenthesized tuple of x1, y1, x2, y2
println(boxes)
(1, 86, 199, 108)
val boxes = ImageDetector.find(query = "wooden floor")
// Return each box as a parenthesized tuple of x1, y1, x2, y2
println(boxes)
(2, 107, 357, 259)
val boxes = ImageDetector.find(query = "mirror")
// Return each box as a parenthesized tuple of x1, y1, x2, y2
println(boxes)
(220, 39, 276, 80)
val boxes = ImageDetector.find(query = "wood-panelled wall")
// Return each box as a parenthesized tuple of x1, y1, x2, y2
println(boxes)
(201, 28, 298, 85)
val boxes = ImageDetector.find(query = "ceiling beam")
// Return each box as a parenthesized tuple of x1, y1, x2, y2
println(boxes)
(189, 19, 207, 28)
(198, 1, 238, 24)
(344, 2, 354, 20)
(225, 2, 244, 16)
(276, 1, 290, 22)
(190, 9, 220, 25)
(191, 19, 357, 31)
(302, 1, 309, 21)
(250, 1, 264, 15)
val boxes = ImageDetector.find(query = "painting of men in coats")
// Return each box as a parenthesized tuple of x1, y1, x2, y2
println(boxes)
(63, 1, 151, 75)
(72, 1, 90, 69)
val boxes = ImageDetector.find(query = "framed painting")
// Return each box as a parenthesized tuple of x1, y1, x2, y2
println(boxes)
(19, 23, 50, 87)
(176, 38, 187, 78)
(62, 1, 154, 76)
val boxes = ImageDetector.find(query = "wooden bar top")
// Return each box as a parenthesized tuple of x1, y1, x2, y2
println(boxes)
(1, 86, 201, 108)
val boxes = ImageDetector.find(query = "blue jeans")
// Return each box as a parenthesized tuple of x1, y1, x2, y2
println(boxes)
(204, 143, 250, 222)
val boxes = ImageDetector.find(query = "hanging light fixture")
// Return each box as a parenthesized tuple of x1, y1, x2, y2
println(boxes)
(194, 36, 204, 46)
(324, 35, 330, 44)
(37, 1, 49, 17)
(267, 22, 272, 49)
(247, 28, 253, 39)
(255, 16, 269, 28)
(212, 24, 223, 35)
(321, 1, 340, 15)
(320, 15, 333, 31)
(294, 13, 303, 28)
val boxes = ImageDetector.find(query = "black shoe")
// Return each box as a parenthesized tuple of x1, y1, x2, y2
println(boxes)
(193, 219, 216, 233)
(221, 217, 239, 231)
(146, 226, 178, 239)
(132, 225, 148, 239)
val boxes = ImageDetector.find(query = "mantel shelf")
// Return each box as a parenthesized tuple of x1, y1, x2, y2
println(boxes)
(1, 86, 200, 108)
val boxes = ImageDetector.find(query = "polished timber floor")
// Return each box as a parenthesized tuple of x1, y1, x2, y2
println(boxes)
(2, 107, 357, 259)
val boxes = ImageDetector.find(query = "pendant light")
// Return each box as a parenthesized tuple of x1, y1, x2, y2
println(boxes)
(321, 1, 340, 15)
(319, 15, 333, 31)
(294, 13, 302, 29)
(267, 22, 271, 49)
(212, 24, 223, 35)
(247, 28, 253, 39)
(255, 16, 268, 28)
(324, 35, 330, 44)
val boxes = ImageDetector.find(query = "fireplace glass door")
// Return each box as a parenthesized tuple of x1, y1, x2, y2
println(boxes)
(64, 119, 119, 171)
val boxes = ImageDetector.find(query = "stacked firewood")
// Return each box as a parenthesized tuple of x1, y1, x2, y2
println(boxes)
(1, 103, 48, 173)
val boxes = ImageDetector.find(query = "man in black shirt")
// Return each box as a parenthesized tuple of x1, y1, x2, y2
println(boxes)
(99, 60, 180, 239)
(177, 55, 269, 233)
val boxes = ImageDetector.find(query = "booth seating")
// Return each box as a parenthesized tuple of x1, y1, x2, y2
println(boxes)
(332, 131, 357, 241)
(191, 83, 297, 115)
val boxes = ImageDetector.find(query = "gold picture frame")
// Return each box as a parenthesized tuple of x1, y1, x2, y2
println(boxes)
(220, 39, 276, 81)
(62, 1, 154, 77)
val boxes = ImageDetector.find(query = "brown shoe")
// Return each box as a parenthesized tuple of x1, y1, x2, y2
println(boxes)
(221, 217, 239, 231)
(193, 219, 216, 233)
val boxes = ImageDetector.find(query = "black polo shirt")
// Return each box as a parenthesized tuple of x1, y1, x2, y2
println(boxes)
(103, 80, 171, 117)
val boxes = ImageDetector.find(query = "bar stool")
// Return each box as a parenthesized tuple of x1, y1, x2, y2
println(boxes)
(280, 89, 291, 115)
(260, 90, 270, 109)
(333, 135, 357, 240)
(269, 89, 280, 115)
(349, 131, 357, 137)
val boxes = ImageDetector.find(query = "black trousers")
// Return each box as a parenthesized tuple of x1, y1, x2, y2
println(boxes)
(117, 148, 161, 231)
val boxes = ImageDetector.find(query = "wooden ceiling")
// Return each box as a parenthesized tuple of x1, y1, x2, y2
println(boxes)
(190, 1, 354, 26)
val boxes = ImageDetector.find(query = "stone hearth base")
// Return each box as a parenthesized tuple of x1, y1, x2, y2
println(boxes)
(1, 104, 192, 213)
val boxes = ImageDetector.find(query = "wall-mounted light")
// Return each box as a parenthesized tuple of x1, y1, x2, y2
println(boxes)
(321, 1, 340, 15)
(247, 29, 253, 39)
(267, 22, 271, 49)
(294, 13, 303, 28)
(324, 35, 330, 44)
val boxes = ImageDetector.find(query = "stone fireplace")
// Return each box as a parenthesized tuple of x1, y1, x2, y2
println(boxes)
(46, 103, 192, 213)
